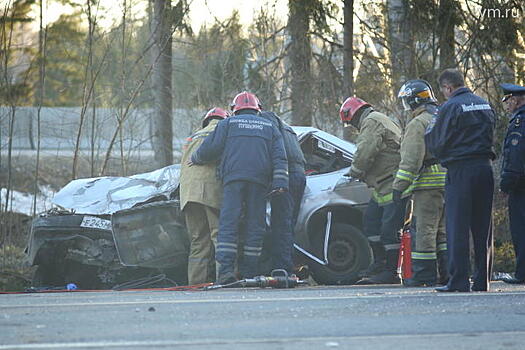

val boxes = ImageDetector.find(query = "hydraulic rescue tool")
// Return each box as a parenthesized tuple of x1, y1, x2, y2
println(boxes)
(205, 269, 308, 290)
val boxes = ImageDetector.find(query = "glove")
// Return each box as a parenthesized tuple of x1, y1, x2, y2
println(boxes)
(348, 166, 363, 180)
(500, 174, 519, 194)
(267, 187, 287, 197)
(392, 189, 402, 204)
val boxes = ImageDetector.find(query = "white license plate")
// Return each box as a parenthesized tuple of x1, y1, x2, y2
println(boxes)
(80, 216, 112, 231)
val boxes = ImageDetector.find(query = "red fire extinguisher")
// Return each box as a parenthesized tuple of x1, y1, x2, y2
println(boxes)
(397, 199, 413, 280)
(397, 227, 412, 280)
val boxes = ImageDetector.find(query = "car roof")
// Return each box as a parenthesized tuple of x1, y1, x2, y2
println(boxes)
(291, 126, 357, 155)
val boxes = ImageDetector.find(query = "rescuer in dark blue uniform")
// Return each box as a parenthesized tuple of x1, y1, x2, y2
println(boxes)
(425, 69, 496, 292)
(499, 83, 525, 285)
(260, 111, 306, 273)
(191, 92, 288, 284)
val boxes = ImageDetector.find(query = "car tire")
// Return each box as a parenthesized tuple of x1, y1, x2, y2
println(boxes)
(309, 223, 372, 285)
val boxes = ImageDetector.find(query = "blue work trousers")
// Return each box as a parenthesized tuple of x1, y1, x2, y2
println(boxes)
(269, 171, 306, 272)
(216, 181, 267, 279)
(509, 190, 525, 280)
(445, 158, 494, 291)
(364, 198, 407, 253)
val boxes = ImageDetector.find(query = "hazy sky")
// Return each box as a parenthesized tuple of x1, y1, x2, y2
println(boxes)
(190, 0, 288, 30)
(27, 0, 289, 31)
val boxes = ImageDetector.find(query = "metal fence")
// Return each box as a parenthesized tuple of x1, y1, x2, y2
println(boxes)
(0, 106, 204, 154)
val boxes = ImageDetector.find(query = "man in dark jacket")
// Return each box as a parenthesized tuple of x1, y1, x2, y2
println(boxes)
(260, 111, 306, 273)
(499, 83, 525, 285)
(426, 69, 496, 292)
(191, 92, 288, 284)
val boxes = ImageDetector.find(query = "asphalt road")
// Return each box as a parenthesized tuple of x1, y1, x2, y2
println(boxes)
(1, 282, 524, 350)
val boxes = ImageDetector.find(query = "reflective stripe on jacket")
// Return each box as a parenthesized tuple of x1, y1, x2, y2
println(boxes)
(393, 105, 446, 194)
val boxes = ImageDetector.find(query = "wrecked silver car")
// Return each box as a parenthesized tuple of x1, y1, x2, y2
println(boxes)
(291, 127, 372, 284)
(27, 127, 372, 288)
(26, 166, 189, 288)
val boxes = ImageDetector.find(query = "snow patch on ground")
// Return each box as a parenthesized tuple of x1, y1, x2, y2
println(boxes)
(0, 186, 56, 216)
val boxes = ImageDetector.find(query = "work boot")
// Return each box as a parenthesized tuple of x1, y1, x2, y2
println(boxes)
(359, 261, 386, 278)
(437, 250, 449, 285)
(404, 258, 437, 287)
(356, 270, 400, 285)
(403, 278, 434, 287)
(217, 272, 238, 285)
(359, 243, 386, 278)
(356, 249, 400, 285)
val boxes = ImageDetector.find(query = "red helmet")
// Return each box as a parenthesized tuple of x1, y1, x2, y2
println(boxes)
(339, 97, 371, 125)
(230, 91, 261, 113)
(202, 107, 229, 128)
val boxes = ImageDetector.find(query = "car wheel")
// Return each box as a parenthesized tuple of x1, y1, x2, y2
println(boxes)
(309, 223, 372, 285)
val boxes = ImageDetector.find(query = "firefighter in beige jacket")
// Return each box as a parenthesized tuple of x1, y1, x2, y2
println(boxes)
(180, 108, 229, 285)
(340, 97, 405, 284)
(394, 80, 448, 286)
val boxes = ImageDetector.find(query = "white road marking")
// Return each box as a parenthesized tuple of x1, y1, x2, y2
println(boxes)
(1, 331, 525, 349)
(0, 290, 523, 310)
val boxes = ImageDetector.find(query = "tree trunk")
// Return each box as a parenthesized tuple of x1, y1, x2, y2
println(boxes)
(150, 0, 173, 167)
(343, 0, 354, 141)
(387, 0, 413, 95)
(33, 0, 46, 216)
(438, 0, 456, 71)
(288, 0, 312, 126)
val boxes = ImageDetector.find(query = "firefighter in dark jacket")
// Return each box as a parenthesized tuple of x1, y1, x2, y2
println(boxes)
(426, 69, 495, 292)
(180, 107, 229, 285)
(191, 92, 289, 284)
(394, 79, 448, 286)
(499, 83, 525, 285)
(260, 111, 306, 273)
(340, 97, 406, 285)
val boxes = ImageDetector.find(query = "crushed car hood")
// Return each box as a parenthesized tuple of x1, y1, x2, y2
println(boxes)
(52, 165, 180, 215)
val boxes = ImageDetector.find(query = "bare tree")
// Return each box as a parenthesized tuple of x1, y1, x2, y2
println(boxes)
(387, 0, 413, 95)
(438, 0, 457, 71)
(87, 0, 97, 177)
(119, 0, 129, 175)
(150, 0, 173, 167)
(342, 0, 354, 140)
(288, 0, 313, 126)
(0, 0, 34, 251)
(342, 0, 354, 97)
(72, 0, 105, 179)
(32, 0, 47, 217)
